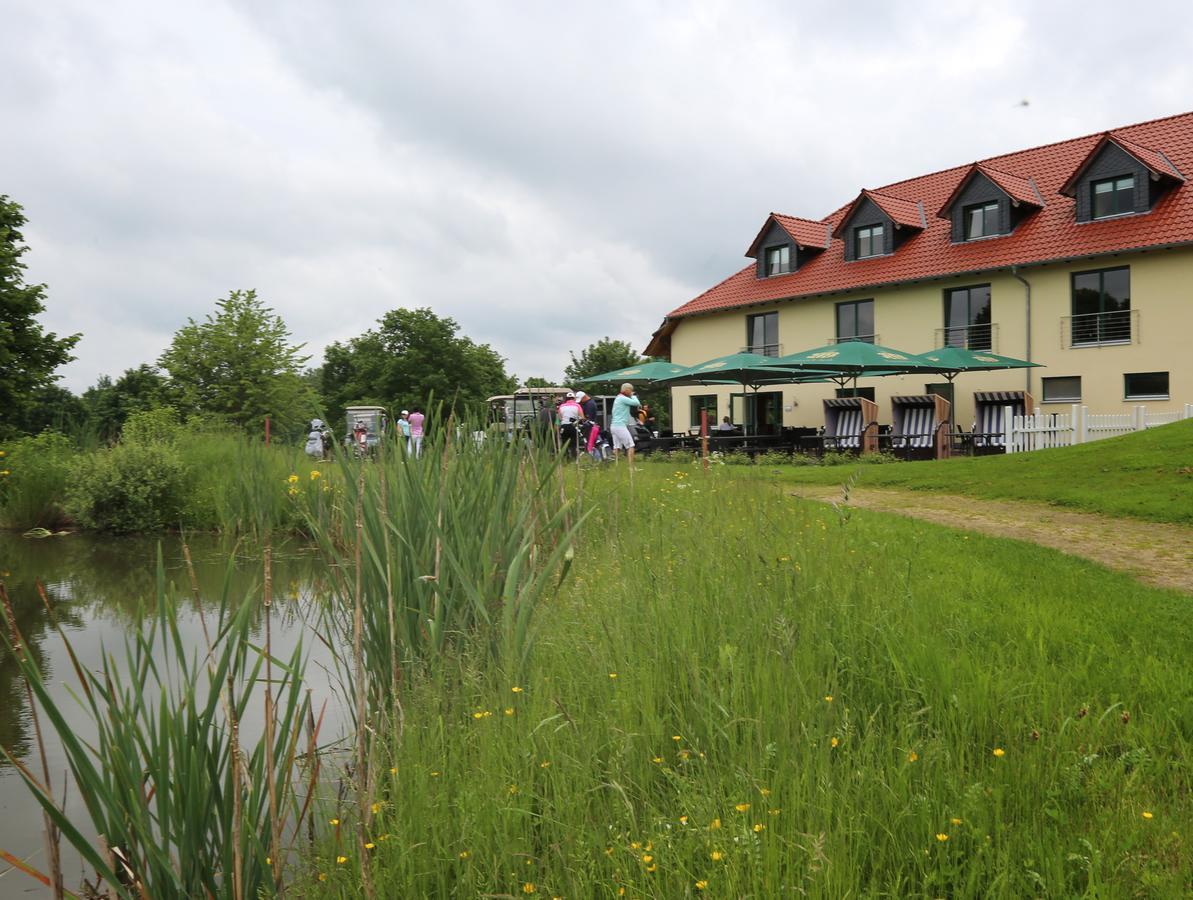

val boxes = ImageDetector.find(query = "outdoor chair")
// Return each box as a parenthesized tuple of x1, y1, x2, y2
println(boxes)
(889, 394, 951, 460)
(822, 397, 879, 454)
(972, 390, 1033, 454)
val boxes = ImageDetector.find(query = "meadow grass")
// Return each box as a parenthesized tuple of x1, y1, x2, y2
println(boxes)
(770, 418, 1193, 524)
(314, 465, 1192, 898)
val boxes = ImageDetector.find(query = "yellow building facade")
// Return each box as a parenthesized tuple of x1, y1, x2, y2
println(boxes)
(666, 246, 1192, 434)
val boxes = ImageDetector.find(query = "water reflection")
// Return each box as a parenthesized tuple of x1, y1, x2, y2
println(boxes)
(0, 531, 341, 889)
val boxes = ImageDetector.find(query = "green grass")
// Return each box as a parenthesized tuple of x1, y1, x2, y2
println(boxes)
(312, 465, 1191, 898)
(774, 418, 1193, 524)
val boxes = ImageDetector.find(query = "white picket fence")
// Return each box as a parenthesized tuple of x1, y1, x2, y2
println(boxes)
(1004, 403, 1193, 453)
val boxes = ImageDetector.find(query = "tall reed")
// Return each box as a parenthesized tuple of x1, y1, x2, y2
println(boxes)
(0, 547, 314, 898)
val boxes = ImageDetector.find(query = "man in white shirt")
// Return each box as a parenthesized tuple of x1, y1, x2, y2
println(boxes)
(610, 383, 641, 464)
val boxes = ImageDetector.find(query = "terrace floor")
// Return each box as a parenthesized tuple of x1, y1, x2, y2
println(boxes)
(790, 485, 1193, 594)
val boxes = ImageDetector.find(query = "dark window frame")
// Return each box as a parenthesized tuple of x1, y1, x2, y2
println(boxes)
(1091, 174, 1135, 219)
(835, 299, 875, 344)
(1070, 265, 1131, 346)
(764, 244, 791, 276)
(835, 386, 876, 402)
(854, 223, 884, 259)
(962, 201, 1000, 240)
(943, 284, 993, 350)
(745, 311, 780, 356)
(1123, 372, 1169, 400)
(689, 394, 719, 425)
(1041, 376, 1082, 403)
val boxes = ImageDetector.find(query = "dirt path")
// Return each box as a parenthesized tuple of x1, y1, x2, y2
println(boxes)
(789, 485, 1193, 594)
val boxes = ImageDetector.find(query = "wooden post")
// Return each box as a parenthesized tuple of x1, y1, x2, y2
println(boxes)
(265, 416, 271, 446)
(701, 408, 709, 473)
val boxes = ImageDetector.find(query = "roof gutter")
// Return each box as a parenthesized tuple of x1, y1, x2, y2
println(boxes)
(1010, 265, 1032, 394)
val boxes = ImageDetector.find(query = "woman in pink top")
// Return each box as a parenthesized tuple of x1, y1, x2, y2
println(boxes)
(409, 407, 425, 458)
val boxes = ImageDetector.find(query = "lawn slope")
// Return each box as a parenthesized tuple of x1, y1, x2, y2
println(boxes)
(779, 418, 1193, 524)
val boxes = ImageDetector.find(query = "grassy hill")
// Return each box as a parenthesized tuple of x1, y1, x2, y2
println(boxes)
(777, 418, 1193, 524)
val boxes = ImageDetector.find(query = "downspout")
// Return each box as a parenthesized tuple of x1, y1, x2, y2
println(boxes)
(1011, 265, 1032, 394)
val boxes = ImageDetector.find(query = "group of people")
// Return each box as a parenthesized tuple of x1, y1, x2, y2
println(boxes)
(304, 408, 426, 460)
(539, 383, 647, 464)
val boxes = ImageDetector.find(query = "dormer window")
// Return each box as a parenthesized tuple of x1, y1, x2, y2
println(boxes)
(963, 201, 999, 239)
(765, 245, 790, 276)
(855, 224, 884, 259)
(1092, 175, 1135, 219)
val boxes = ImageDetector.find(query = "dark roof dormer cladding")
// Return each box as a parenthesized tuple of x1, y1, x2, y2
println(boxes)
(1060, 132, 1184, 222)
(936, 163, 1044, 242)
(832, 190, 926, 261)
(746, 213, 831, 278)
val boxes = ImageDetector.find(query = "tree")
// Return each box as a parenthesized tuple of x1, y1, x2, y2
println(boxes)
(0, 195, 80, 438)
(158, 289, 317, 437)
(521, 376, 557, 388)
(320, 307, 516, 422)
(82, 365, 177, 443)
(562, 337, 641, 384)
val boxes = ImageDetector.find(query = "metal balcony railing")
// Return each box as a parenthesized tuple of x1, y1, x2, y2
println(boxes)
(1062, 309, 1137, 348)
(936, 323, 997, 352)
(741, 343, 783, 357)
(826, 333, 878, 345)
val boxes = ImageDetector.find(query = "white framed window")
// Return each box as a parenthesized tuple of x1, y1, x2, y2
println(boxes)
(855, 224, 884, 259)
(765, 245, 790, 276)
(1124, 372, 1169, 400)
(1042, 376, 1081, 403)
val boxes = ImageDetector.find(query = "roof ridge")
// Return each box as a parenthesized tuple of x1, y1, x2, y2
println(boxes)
(832, 109, 1193, 210)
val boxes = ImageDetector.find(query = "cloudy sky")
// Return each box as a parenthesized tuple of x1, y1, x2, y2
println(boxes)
(5, 0, 1192, 392)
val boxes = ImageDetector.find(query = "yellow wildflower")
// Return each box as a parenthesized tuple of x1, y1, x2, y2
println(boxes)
(753, 823, 764, 833)
(329, 818, 340, 825)
(992, 747, 1006, 757)
(266, 857, 271, 865)
(824, 695, 833, 702)
(642, 854, 653, 863)
(695, 880, 709, 890)
(908, 751, 919, 762)
(734, 802, 750, 812)
(505, 707, 515, 716)
(459, 850, 471, 859)
(609, 672, 617, 679)
(652, 756, 663, 764)
(512, 686, 524, 693)
(672, 735, 682, 742)
(287, 487, 299, 496)
(431, 771, 440, 777)
(523, 884, 536, 895)
(364, 842, 375, 850)
(371, 802, 381, 814)
(831, 737, 839, 748)
(769, 808, 780, 816)
(540, 760, 550, 768)
(710, 817, 721, 829)
(935, 833, 949, 842)
(711, 850, 723, 861)
(759, 788, 771, 797)
(309, 469, 321, 480)
(336, 855, 348, 864)
(950, 817, 962, 825)
(645, 863, 657, 873)
(679, 815, 688, 825)
(1142, 811, 1154, 819)
(318, 873, 327, 881)
(630, 841, 641, 850)
(509, 784, 518, 794)
(287, 473, 299, 484)
(389, 767, 397, 775)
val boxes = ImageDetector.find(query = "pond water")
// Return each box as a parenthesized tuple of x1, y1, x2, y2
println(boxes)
(0, 531, 345, 897)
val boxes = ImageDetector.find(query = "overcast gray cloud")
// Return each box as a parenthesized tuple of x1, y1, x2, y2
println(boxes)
(4, 0, 1192, 392)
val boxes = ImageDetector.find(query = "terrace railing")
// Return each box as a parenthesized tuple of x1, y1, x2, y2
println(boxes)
(1062, 309, 1137, 348)
(936, 322, 997, 352)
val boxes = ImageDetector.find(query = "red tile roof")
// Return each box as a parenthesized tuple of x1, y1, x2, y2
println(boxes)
(745, 213, 831, 256)
(655, 111, 1193, 338)
(831, 189, 925, 237)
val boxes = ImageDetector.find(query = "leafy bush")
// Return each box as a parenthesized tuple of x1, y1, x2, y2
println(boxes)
(121, 405, 183, 446)
(67, 442, 189, 533)
(0, 431, 75, 529)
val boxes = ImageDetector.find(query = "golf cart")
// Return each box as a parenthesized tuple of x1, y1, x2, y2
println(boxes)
(345, 405, 388, 457)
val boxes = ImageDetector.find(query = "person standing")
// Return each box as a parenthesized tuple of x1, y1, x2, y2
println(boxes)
(409, 407, 426, 458)
(576, 390, 599, 456)
(610, 382, 641, 465)
(557, 391, 583, 458)
(398, 410, 413, 454)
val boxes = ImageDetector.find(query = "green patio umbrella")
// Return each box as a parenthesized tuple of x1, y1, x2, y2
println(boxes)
(760, 340, 947, 387)
(577, 360, 692, 384)
(657, 352, 833, 435)
(911, 347, 1043, 429)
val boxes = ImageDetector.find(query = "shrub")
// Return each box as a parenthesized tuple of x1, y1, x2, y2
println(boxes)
(121, 406, 183, 446)
(67, 442, 189, 533)
(0, 431, 75, 529)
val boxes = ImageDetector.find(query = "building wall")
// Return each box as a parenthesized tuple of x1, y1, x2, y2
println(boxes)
(667, 245, 1193, 432)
